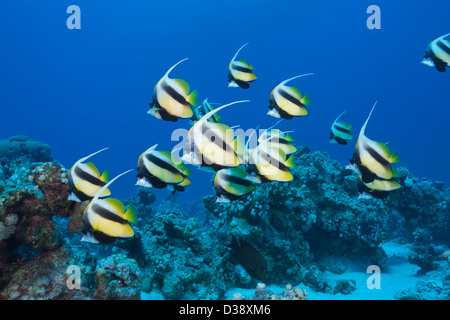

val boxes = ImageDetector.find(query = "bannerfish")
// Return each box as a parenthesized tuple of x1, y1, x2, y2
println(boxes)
(355, 174, 401, 199)
(182, 100, 249, 171)
(422, 33, 450, 72)
(267, 73, 313, 119)
(330, 111, 353, 145)
(68, 147, 111, 202)
(191, 98, 222, 124)
(351, 101, 400, 183)
(148, 58, 199, 122)
(229, 236, 267, 282)
(82, 170, 138, 244)
(213, 167, 255, 202)
(246, 144, 295, 183)
(228, 43, 257, 89)
(347, 163, 401, 199)
(258, 128, 297, 156)
(136, 144, 191, 193)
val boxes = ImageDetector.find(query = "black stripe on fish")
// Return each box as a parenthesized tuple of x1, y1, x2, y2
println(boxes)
(366, 144, 391, 168)
(437, 40, 450, 55)
(330, 135, 348, 145)
(201, 124, 233, 152)
(232, 64, 253, 74)
(259, 149, 289, 173)
(74, 166, 105, 187)
(92, 203, 127, 224)
(92, 230, 117, 243)
(277, 88, 304, 108)
(161, 81, 189, 106)
(223, 173, 254, 188)
(145, 153, 180, 176)
(268, 104, 294, 120)
(137, 161, 168, 189)
(333, 124, 351, 134)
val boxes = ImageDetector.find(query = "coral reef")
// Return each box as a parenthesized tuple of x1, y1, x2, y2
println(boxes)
(231, 283, 307, 300)
(408, 228, 445, 274)
(0, 139, 449, 300)
(94, 253, 141, 300)
(0, 136, 52, 163)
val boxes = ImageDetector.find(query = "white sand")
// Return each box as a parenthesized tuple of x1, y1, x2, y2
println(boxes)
(225, 241, 423, 300)
(140, 242, 424, 300)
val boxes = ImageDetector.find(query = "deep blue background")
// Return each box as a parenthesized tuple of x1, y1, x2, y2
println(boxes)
(1, 0, 449, 205)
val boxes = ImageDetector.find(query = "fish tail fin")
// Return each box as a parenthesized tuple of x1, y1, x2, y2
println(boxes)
(285, 155, 296, 169)
(123, 204, 138, 225)
(300, 94, 311, 106)
(389, 150, 401, 164)
(186, 89, 199, 106)
(100, 169, 110, 183)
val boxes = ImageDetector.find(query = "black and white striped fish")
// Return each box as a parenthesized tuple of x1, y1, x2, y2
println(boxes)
(182, 100, 248, 171)
(228, 43, 257, 89)
(82, 170, 138, 244)
(258, 128, 297, 156)
(148, 58, 199, 122)
(355, 174, 401, 199)
(246, 143, 295, 183)
(422, 33, 450, 72)
(351, 101, 400, 183)
(68, 147, 110, 202)
(214, 167, 255, 202)
(267, 74, 313, 119)
(136, 144, 191, 193)
(330, 111, 353, 145)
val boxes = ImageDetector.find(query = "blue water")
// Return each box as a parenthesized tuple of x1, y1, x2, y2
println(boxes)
(1, 0, 449, 204)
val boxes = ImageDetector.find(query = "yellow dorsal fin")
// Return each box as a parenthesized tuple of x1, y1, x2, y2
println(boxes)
(104, 198, 125, 214)
(287, 86, 302, 100)
(85, 162, 100, 177)
(123, 204, 138, 225)
(173, 78, 190, 95)
(237, 59, 251, 68)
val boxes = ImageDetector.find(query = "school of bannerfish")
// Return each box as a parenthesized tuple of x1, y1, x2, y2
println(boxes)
(65, 34, 449, 244)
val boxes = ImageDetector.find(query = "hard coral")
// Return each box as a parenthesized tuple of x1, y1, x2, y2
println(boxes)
(94, 254, 141, 300)
(0, 136, 52, 163)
